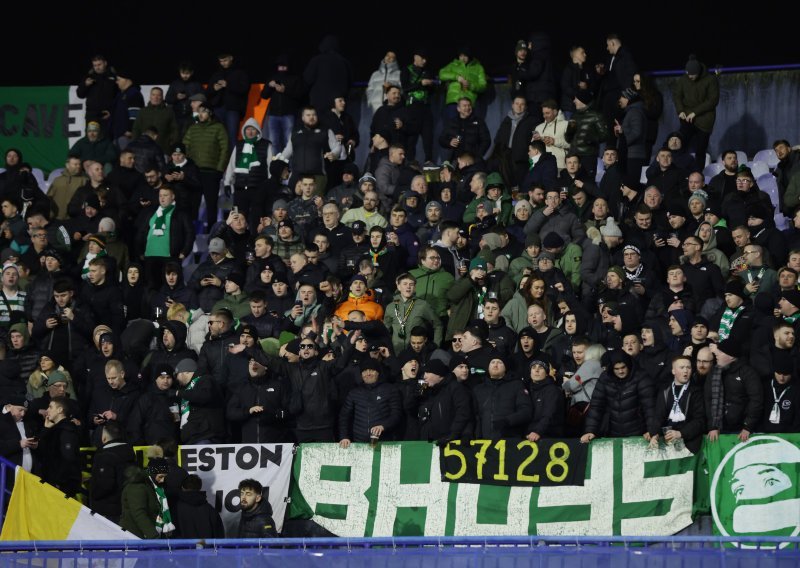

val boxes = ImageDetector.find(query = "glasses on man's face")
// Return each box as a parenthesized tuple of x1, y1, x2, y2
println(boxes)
(452, 338, 462, 343)
(299, 344, 315, 349)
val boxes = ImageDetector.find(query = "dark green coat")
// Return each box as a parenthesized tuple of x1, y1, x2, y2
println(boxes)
(120, 469, 160, 539)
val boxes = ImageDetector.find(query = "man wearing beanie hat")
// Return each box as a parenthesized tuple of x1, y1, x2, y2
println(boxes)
(415, 356, 471, 444)
(171, 358, 225, 445)
(709, 278, 753, 348)
(226, 350, 291, 444)
(210, 271, 250, 319)
(706, 341, 762, 442)
(473, 354, 532, 439)
(338, 356, 402, 448)
(120, 456, 175, 538)
(541, 230, 583, 292)
(759, 350, 800, 433)
(526, 352, 567, 441)
(673, 54, 720, 172)
(334, 273, 384, 322)
(0, 393, 38, 472)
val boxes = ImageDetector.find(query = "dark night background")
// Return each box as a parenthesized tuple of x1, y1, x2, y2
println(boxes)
(3, 4, 797, 87)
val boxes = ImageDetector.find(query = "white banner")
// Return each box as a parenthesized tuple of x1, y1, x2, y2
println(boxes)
(179, 443, 294, 536)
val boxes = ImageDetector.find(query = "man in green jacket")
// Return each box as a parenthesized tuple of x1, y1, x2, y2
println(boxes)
(120, 457, 174, 539)
(438, 48, 487, 114)
(410, 246, 454, 320)
(183, 105, 229, 230)
(384, 272, 442, 353)
(672, 56, 720, 172)
(133, 87, 179, 155)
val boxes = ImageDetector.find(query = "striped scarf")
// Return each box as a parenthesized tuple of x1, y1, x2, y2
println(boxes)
(718, 305, 744, 341)
(152, 480, 175, 535)
(179, 376, 199, 429)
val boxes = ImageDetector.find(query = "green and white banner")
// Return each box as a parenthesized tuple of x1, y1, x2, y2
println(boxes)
(707, 434, 800, 547)
(288, 439, 698, 537)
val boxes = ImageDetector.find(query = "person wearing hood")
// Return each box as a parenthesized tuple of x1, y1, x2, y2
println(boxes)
(120, 457, 175, 538)
(639, 320, 672, 388)
(261, 54, 305, 154)
(581, 349, 659, 444)
(667, 308, 694, 354)
(150, 261, 199, 316)
(172, 475, 225, 539)
(126, 363, 180, 445)
(227, 351, 290, 443)
(142, 320, 196, 381)
(654, 355, 706, 454)
(303, 35, 352, 114)
(472, 355, 532, 439)
(223, 117, 273, 227)
(366, 51, 402, 114)
(338, 358, 402, 446)
(695, 220, 730, 278)
(563, 343, 605, 436)
(89, 419, 137, 523)
(672, 55, 720, 172)
(236, 478, 277, 538)
(438, 47, 487, 119)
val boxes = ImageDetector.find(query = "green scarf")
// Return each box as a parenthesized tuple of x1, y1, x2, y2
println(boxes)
(785, 312, 800, 325)
(179, 375, 199, 428)
(235, 136, 260, 173)
(152, 480, 175, 535)
(152, 204, 175, 236)
(718, 305, 744, 341)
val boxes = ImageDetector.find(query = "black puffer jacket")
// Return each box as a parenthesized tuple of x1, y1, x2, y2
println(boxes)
(417, 375, 472, 443)
(518, 32, 557, 104)
(197, 326, 238, 393)
(472, 375, 532, 439)
(338, 379, 402, 442)
(566, 103, 608, 158)
(584, 351, 658, 438)
(126, 385, 178, 445)
(438, 114, 491, 162)
(227, 374, 291, 443)
(527, 376, 566, 437)
(704, 359, 762, 433)
(89, 441, 137, 519)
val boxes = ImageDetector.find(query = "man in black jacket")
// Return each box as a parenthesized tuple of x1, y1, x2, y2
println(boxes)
(171, 359, 225, 445)
(236, 478, 277, 538)
(39, 396, 81, 497)
(473, 356, 532, 439)
(338, 359, 402, 446)
(206, 52, 250, 151)
(89, 420, 136, 523)
(416, 359, 471, 443)
(492, 96, 537, 188)
(174, 474, 225, 539)
(227, 357, 290, 443)
(438, 98, 491, 163)
(0, 394, 38, 473)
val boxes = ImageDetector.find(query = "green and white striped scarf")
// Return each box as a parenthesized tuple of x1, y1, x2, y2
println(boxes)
(151, 479, 175, 535)
(718, 305, 744, 341)
(179, 376, 199, 429)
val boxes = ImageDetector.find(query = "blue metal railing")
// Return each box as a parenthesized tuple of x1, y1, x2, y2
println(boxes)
(0, 456, 15, 517)
(2, 535, 800, 551)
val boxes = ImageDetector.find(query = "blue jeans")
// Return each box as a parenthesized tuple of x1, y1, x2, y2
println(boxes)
(215, 107, 241, 153)
(268, 114, 295, 154)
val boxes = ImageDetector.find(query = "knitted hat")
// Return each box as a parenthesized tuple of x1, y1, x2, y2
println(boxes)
(360, 359, 382, 373)
(482, 232, 502, 250)
(529, 353, 553, 371)
(226, 272, 245, 289)
(685, 56, 702, 76)
(600, 218, 623, 237)
(518, 326, 536, 340)
(688, 190, 708, 208)
(449, 354, 468, 370)
(515, 200, 533, 215)
(424, 359, 450, 377)
(620, 87, 639, 101)
(607, 265, 626, 281)
(44, 370, 68, 385)
(464, 321, 489, 343)
(542, 232, 564, 249)
(724, 279, 746, 299)
(174, 359, 197, 375)
(147, 457, 170, 476)
(574, 90, 593, 105)
(525, 233, 541, 247)
(773, 350, 794, 375)
(88, 234, 106, 249)
(425, 201, 442, 213)
(5, 393, 28, 407)
(239, 324, 259, 340)
(781, 289, 800, 309)
(350, 274, 367, 286)
(358, 173, 377, 185)
(272, 199, 289, 211)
